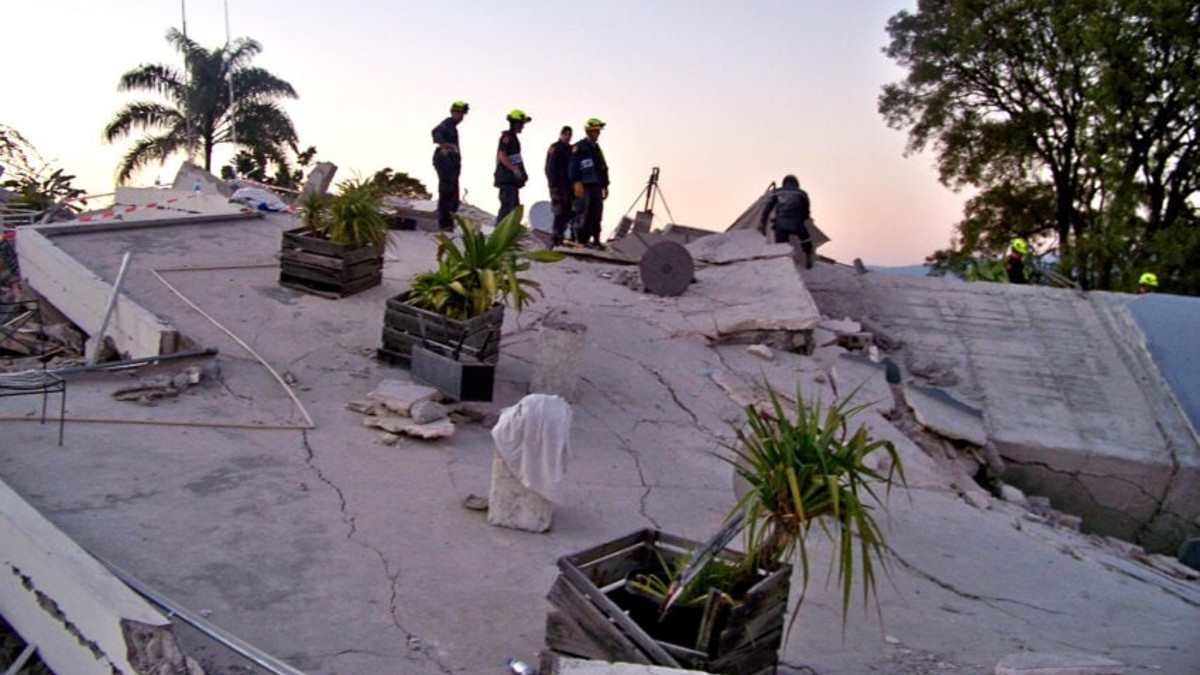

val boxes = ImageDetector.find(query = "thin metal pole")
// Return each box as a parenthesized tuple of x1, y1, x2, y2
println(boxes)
(182, 0, 194, 163)
(95, 555, 307, 675)
(88, 251, 132, 365)
(226, 0, 238, 148)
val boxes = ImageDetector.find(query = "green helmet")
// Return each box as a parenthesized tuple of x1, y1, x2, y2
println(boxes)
(450, 100, 470, 113)
(1139, 272, 1158, 287)
(585, 117, 606, 131)
(1011, 238, 1028, 254)
(507, 109, 532, 123)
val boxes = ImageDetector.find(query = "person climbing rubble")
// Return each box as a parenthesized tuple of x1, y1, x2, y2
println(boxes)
(760, 174, 814, 268)
(432, 100, 469, 231)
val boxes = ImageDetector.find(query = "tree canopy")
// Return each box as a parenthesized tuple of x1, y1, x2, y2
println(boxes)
(104, 28, 299, 185)
(880, 0, 1200, 294)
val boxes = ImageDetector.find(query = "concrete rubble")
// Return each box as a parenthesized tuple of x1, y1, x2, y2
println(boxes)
(0, 210, 1197, 674)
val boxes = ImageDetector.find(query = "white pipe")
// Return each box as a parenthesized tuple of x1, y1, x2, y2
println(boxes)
(88, 251, 132, 365)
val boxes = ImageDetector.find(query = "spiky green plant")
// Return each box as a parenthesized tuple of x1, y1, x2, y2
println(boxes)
(325, 178, 387, 247)
(720, 381, 905, 629)
(297, 189, 330, 232)
(405, 205, 563, 319)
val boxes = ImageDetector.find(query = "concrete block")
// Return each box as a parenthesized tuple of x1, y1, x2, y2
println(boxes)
(412, 346, 495, 402)
(298, 161, 337, 199)
(367, 379, 438, 415)
(487, 452, 553, 533)
(531, 313, 587, 402)
(994, 651, 1125, 674)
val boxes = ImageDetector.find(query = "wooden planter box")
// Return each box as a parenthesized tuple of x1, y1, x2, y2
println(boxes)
(545, 529, 791, 675)
(377, 293, 503, 366)
(279, 227, 383, 299)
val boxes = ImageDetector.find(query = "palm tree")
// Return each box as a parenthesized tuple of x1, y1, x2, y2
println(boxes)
(104, 28, 299, 184)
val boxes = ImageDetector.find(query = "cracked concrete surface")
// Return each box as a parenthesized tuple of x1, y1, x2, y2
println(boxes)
(1, 215, 1198, 673)
(806, 264, 1200, 554)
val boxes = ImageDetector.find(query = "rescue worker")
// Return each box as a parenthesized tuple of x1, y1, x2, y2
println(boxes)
(1138, 272, 1158, 294)
(1005, 238, 1028, 284)
(545, 125, 574, 246)
(760, 175, 814, 268)
(431, 101, 469, 231)
(568, 118, 610, 249)
(494, 109, 532, 223)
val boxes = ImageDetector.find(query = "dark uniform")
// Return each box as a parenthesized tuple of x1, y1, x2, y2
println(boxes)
(1005, 253, 1027, 284)
(761, 184, 814, 267)
(431, 117, 462, 229)
(493, 130, 527, 223)
(568, 137, 609, 247)
(545, 139, 574, 243)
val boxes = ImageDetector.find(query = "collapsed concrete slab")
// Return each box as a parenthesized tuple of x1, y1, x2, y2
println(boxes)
(0, 477, 201, 675)
(15, 228, 180, 358)
(805, 266, 1200, 553)
(669, 255, 820, 344)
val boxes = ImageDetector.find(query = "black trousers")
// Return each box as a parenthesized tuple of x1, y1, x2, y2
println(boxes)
(497, 185, 520, 224)
(549, 186, 574, 240)
(434, 153, 461, 229)
(575, 185, 604, 244)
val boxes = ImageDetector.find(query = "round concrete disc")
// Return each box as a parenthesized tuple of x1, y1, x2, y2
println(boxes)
(640, 241, 694, 296)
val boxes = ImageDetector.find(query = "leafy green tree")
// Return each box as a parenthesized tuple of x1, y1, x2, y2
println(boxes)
(104, 28, 299, 184)
(368, 167, 430, 200)
(880, 0, 1200, 294)
(1, 124, 84, 216)
(221, 145, 318, 190)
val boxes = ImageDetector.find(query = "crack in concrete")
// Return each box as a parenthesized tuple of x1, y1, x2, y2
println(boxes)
(576, 379, 660, 530)
(1003, 456, 1163, 506)
(299, 430, 454, 674)
(887, 546, 1066, 619)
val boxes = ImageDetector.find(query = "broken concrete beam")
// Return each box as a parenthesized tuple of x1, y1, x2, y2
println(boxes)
(0, 477, 200, 675)
(171, 161, 230, 196)
(367, 379, 438, 416)
(16, 228, 179, 358)
(487, 452, 553, 533)
(297, 161, 337, 199)
(363, 413, 454, 440)
(531, 312, 587, 402)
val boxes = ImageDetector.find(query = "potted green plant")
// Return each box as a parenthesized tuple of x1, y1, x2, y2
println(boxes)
(279, 178, 388, 298)
(377, 205, 562, 398)
(545, 381, 905, 673)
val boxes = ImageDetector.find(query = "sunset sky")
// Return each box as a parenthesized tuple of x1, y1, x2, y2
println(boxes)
(6, 0, 968, 265)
